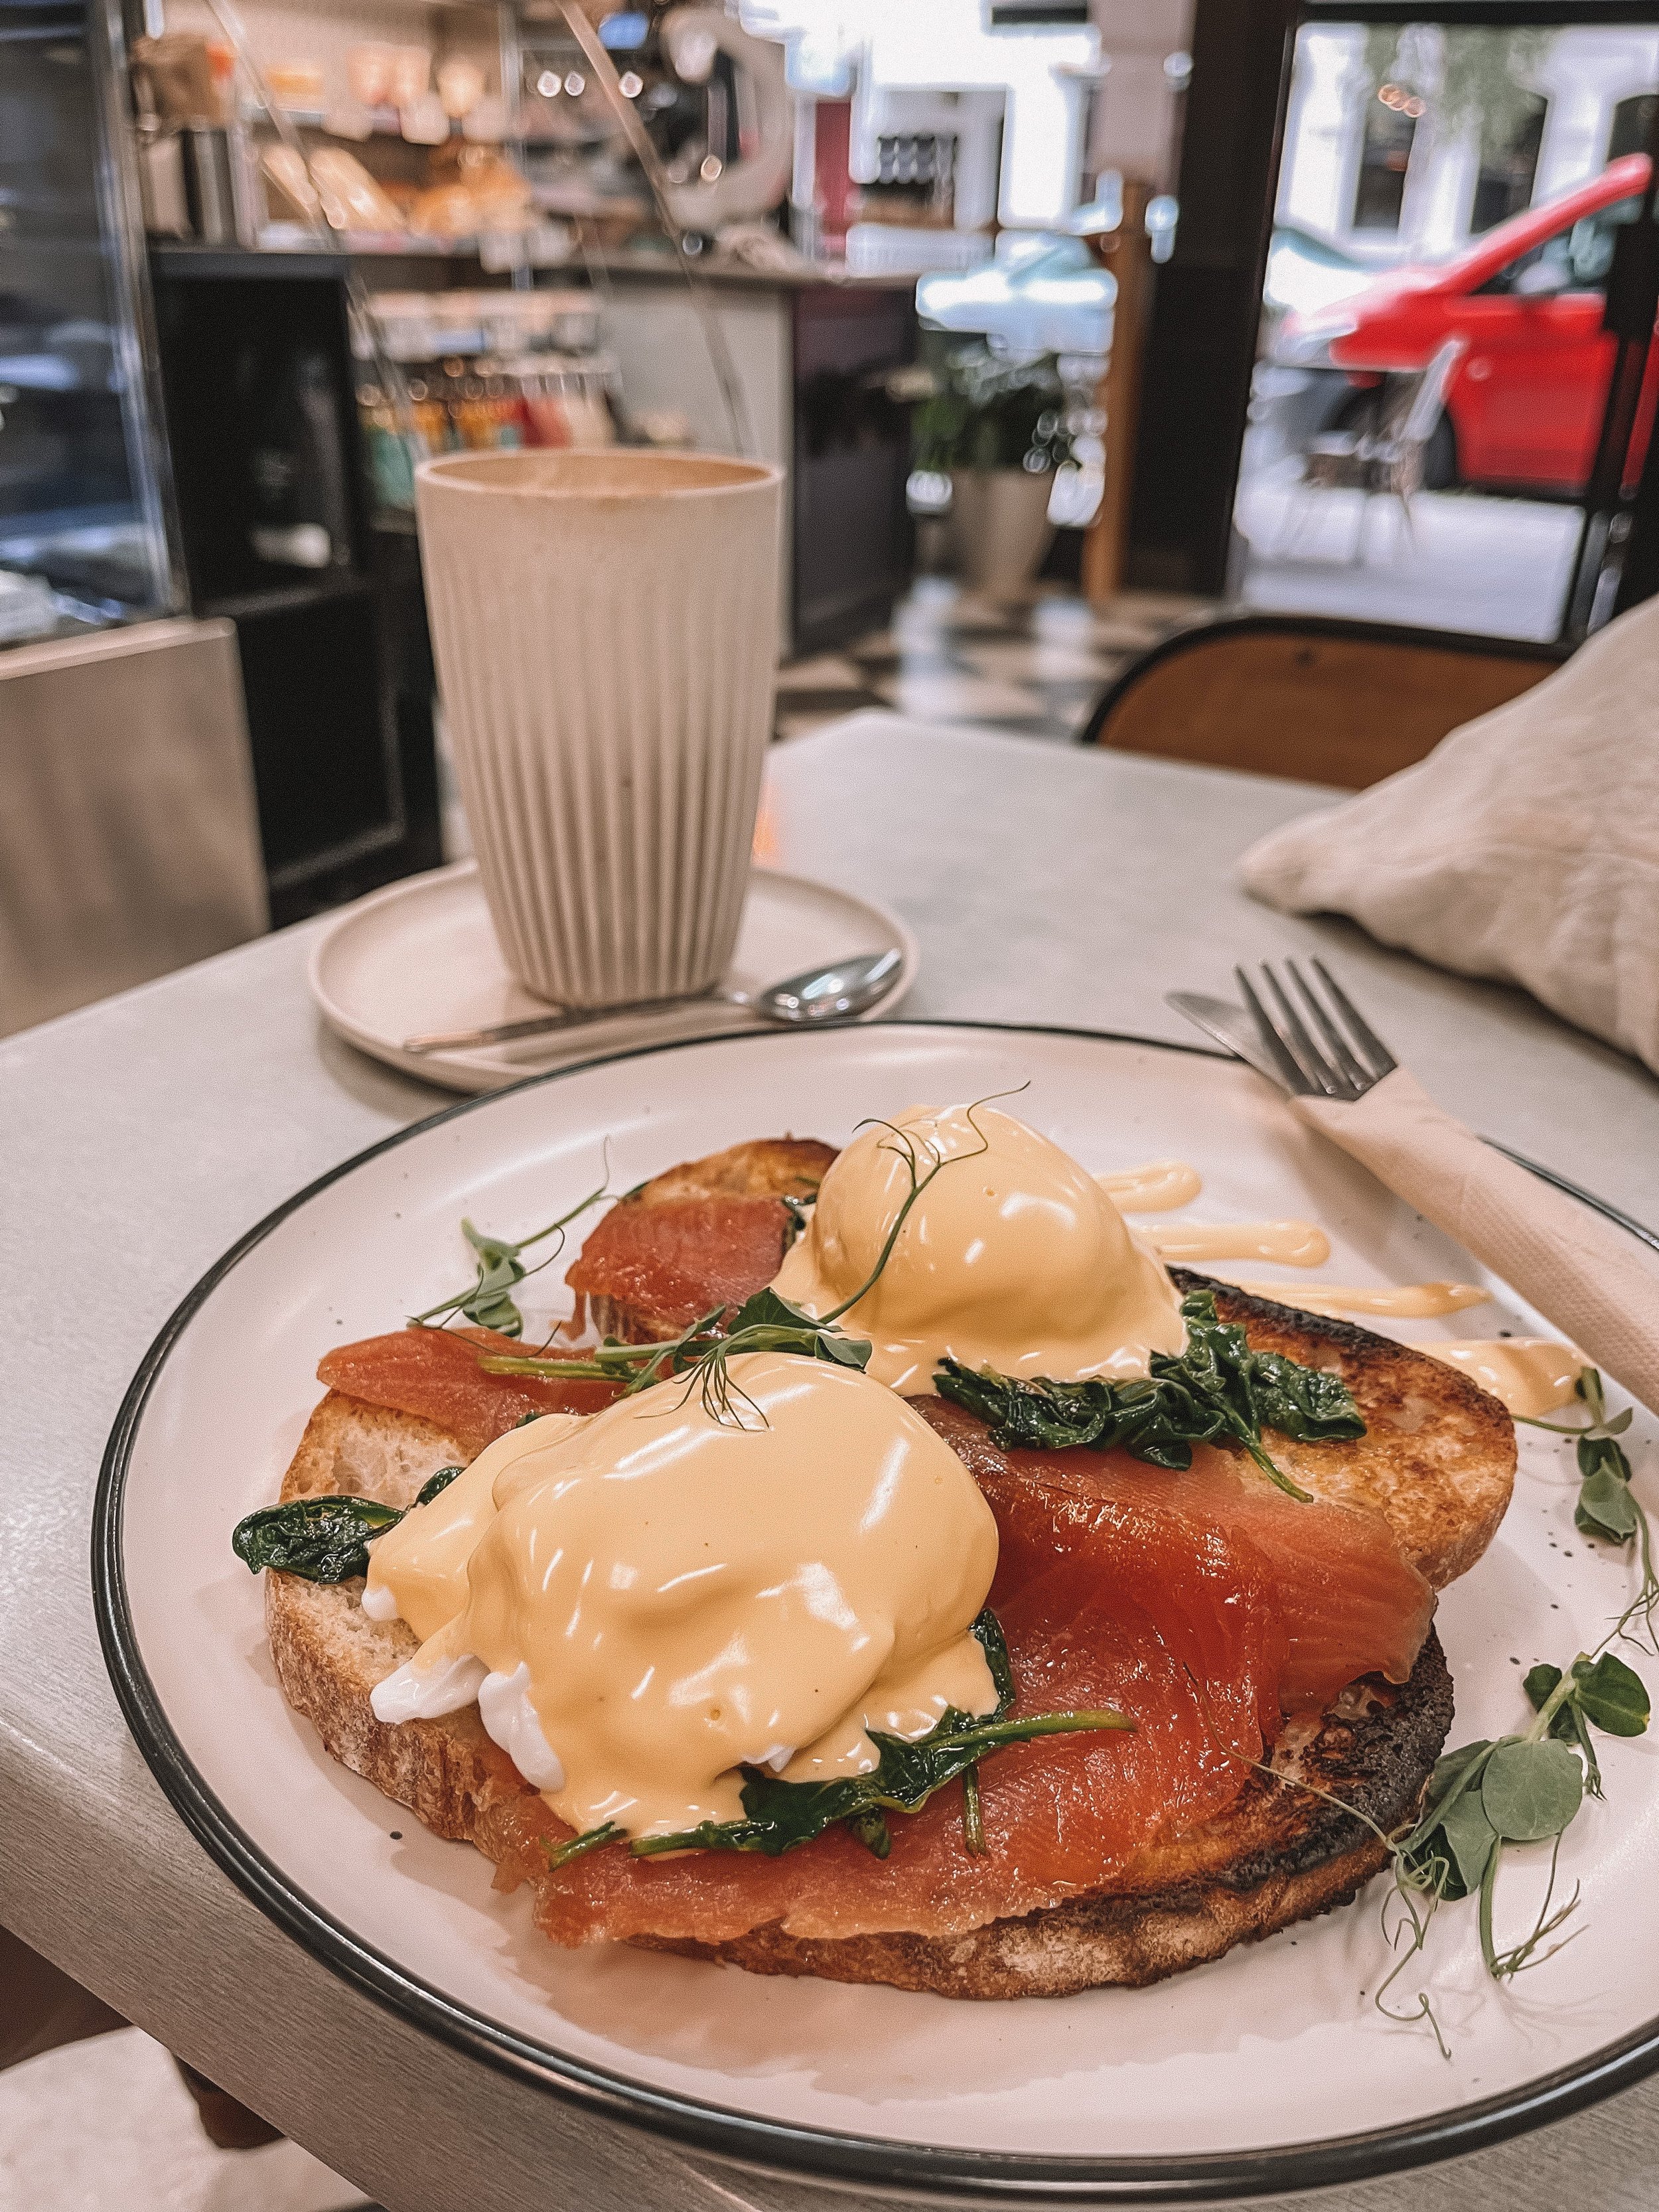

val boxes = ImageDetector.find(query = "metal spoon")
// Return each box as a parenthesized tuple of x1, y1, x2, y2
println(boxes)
(402, 946, 904, 1056)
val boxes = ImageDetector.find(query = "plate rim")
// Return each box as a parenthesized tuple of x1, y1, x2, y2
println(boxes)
(91, 1017, 1659, 2205)
(305, 859, 922, 1092)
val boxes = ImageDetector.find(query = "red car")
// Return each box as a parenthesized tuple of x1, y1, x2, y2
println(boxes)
(1273, 153, 1653, 492)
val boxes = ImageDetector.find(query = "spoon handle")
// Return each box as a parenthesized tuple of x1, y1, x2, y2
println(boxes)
(401, 944, 901, 1055)
(404, 992, 741, 1055)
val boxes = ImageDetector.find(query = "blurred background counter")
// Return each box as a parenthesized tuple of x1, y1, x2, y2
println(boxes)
(3, 0, 1133, 997)
(12, 0, 1659, 1055)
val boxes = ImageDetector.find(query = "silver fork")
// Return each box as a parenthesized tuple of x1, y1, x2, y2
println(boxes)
(1166, 958, 1396, 1105)
(1173, 964, 1656, 1252)
(1235, 956, 1396, 1102)
(1167, 960, 1659, 1414)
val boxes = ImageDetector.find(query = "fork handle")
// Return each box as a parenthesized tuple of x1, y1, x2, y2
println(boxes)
(1293, 1069, 1659, 1416)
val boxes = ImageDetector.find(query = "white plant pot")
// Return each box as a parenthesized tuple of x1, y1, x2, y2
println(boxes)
(948, 467, 1055, 597)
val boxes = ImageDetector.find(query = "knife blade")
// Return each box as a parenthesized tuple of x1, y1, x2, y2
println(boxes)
(1165, 991, 1293, 1092)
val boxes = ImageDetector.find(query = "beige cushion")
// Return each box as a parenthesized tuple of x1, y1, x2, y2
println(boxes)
(1238, 596, 1659, 1077)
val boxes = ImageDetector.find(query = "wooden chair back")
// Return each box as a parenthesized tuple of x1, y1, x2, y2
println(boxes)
(1080, 613, 1566, 788)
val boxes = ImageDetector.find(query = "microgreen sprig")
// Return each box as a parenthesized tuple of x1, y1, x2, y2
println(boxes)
(1198, 1613, 1649, 2058)
(1519, 1367, 1657, 1650)
(470, 1283, 871, 1410)
(1375, 1627, 1648, 2028)
(542, 1820, 624, 1871)
(409, 1180, 611, 1339)
(813, 1096, 1007, 1325)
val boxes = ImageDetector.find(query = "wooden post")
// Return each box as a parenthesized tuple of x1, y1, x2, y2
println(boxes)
(1081, 177, 1156, 605)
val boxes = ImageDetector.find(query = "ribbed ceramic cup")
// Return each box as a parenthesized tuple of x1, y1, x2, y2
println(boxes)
(414, 449, 784, 1009)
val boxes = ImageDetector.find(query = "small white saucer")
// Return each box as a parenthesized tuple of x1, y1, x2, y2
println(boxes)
(309, 860, 919, 1093)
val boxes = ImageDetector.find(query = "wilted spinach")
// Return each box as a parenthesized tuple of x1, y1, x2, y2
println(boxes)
(934, 1288, 1364, 1500)
(232, 1463, 462, 1582)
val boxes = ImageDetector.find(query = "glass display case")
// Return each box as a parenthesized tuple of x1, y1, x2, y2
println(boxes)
(0, 0, 179, 642)
(0, 1, 442, 920)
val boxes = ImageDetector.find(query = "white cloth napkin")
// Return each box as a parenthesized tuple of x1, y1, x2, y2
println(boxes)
(1295, 1070, 1659, 1414)
(1238, 595, 1659, 1076)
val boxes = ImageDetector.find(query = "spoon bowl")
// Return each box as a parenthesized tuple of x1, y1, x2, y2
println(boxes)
(745, 947, 904, 1025)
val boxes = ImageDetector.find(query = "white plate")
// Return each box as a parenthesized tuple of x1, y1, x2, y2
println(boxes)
(96, 1025, 1659, 2201)
(308, 861, 918, 1093)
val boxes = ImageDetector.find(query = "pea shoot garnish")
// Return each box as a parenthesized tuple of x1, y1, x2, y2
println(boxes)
(1200, 1363, 1655, 2056)
(409, 1180, 611, 1339)
(469, 1097, 1013, 1428)
(1519, 1366, 1656, 1643)
(1370, 1612, 1650, 2053)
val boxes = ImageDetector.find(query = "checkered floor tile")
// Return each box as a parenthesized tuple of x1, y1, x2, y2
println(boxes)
(775, 579, 1201, 745)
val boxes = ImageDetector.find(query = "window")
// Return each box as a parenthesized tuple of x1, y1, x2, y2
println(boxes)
(1353, 92, 1417, 230)
(1474, 194, 1642, 297)
(1471, 94, 1546, 233)
(1610, 92, 1657, 162)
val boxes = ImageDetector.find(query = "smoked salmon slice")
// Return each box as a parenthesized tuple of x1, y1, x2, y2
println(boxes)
(480, 1405, 1431, 1947)
(316, 1327, 619, 1459)
(564, 1193, 795, 1339)
(924, 1400, 1433, 1715)
(484, 1564, 1273, 1946)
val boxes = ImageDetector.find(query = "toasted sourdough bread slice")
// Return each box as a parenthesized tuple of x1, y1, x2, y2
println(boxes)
(627, 1136, 837, 1207)
(265, 1134, 1507, 1998)
(265, 1390, 1454, 1996)
(1169, 1272, 1512, 1590)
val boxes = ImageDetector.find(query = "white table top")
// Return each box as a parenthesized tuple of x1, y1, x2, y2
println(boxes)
(7, 712, 1659, 2212)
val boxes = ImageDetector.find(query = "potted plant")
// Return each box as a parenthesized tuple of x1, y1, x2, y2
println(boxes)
(910, 348, 1074, 596)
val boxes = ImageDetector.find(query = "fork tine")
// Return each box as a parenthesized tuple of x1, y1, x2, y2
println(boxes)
(1234, 967, 1316, 1095)
(1311, 958, 1399, 1079)
(1262, 964, 1349, 1098)
(1286, 958, 1370, 1092)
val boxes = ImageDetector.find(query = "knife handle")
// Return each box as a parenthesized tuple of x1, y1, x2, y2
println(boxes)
(1294, 1070, 1659, 1416)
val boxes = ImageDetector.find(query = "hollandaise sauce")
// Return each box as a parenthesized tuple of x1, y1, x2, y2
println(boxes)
(1419, 1338, 1585, 1418)
(1096, 1159, 1203, 1212)
(361, 1412, 589, 1639)
(1144, 1220, 1332, 1268)
(770, 1103, 1186, 1394)
(366, 1353, 1000, 1839)
(1222, 1280, 1490, 1321)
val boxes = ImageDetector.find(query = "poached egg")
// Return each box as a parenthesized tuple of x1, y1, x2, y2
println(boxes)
(772, 1102, 1186, 1394)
